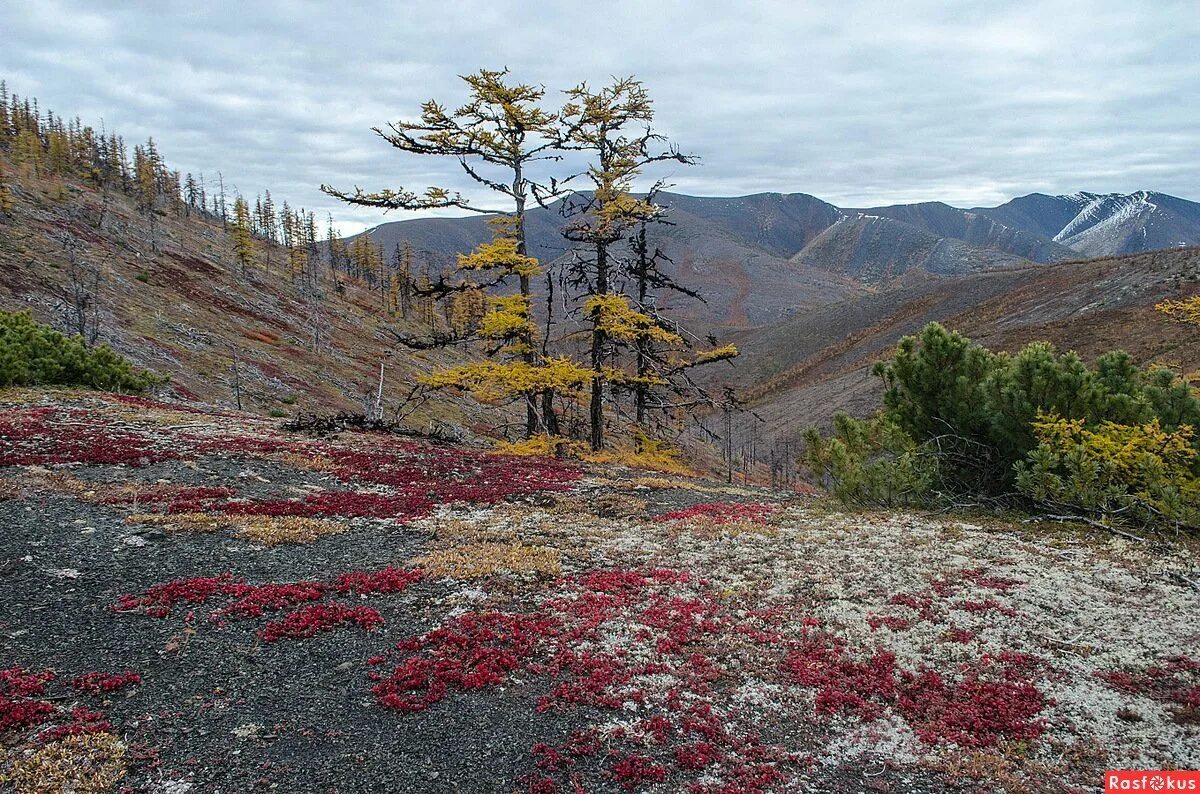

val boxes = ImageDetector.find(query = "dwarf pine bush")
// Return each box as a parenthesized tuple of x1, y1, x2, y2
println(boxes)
(807, 322, 1200, 528)
(803, 413, 937, 507)
(0, 309, 163, 392)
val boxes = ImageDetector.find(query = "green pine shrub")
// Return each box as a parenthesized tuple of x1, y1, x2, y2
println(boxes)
(0, 309, 164, 392)
(806, 322, 1200, 529)
(802, 412, 937, 508)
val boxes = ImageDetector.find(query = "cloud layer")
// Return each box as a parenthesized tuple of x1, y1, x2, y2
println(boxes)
(3, 0, 1197, 233)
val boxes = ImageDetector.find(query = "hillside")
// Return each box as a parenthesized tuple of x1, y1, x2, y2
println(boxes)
(360, 193, 862, 328)
(729, 246, 1200, 449)
(2, 389, 1197, 792)
(790, 215, 1034, 282)
(0, 153, 483, 434)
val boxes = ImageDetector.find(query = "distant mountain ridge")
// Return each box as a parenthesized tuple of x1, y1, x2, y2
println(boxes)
(356, 189, 1200, 327)
(975, 191, 1200, 257)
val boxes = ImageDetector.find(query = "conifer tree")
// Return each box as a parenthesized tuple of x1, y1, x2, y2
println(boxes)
(0, 161, 15, 217)
(232, 195, 255, 272)
(626, 184, 737, 434)
(260, 190, 276, 276)
(557, 77, 692, 449)
(322, 68, 569, 437)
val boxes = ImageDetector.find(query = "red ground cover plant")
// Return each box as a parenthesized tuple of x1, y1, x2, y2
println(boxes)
(115, 567, 424, 642)
(70, 670, 142, 694)
(1096, 655, 1200, 723)
(783, 634, 1049, 747)
(653, 501, 778, 524)
(257, 603, 384, 642)
(38, 706, 111, 742)
(104, 485, 237, 512)
(218, 491, 434, 520)
(2, 667, 140, 743)
(0, 667, 57, 732)
(371, 612, 560, 712)
(375, 568, 807, 793)
(0, 406, 178, 467)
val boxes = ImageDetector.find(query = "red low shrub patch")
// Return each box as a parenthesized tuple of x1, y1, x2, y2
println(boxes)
(1096, 655, 1200, 723)
(258, 602, 384, 642)
(610, 753, 668, 791)
(378, 569, 803, 792)
(220, 491, 433, 521)
(373, 612, 559, 712)
(783, 639, 1049, 747)
(2, 668, 139, 742)
(0, 667, 57, 732)
(654, 502, 777, 524)
(70, 671, 141, 695)
(0, 407, 177, 467)
(38, 706, 110, 742)
(331, 566, 425, 595)
(116, 567, 423, 643)
(114, 573, 247, 617)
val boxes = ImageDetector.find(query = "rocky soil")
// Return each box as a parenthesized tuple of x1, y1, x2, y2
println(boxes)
(1, 390, 1197, 793)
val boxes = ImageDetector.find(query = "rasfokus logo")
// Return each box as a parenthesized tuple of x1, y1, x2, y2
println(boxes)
(1107, 771, 1200, 792)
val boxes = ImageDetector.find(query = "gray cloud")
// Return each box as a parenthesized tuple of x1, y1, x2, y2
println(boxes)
(2, 0, 1197, 233)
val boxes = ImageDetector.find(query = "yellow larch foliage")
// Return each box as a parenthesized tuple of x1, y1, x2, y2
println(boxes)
(456, 235, 540, 278)
(584, 294, 682, 345)
(1156, 296, 1200, 327)
(421, 357, 591, 402)
(477, 294, 538, 348)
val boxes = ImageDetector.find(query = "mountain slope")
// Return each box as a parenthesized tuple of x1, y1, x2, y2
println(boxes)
(855, 201, 1079, 263)
(790, 215, 1035, 282)
(725, 246, 1200, 447)
(362, 197, 862, 328)
(0, 155, 480, 431)
(977, 191, 1200, 257)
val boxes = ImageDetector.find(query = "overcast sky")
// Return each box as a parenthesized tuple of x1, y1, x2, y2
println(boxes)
(3, 0, 1197, 234)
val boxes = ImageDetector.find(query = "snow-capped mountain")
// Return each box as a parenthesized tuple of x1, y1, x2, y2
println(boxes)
(976, 191, 1200, 257)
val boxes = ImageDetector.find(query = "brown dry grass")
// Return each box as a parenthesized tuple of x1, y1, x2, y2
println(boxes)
(414, 542, 561, 579)
(127, 512, 345, 545)
(0, 733, 126, 794)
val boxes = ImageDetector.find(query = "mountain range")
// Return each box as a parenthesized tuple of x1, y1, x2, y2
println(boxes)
(358, 189, 1200, 327)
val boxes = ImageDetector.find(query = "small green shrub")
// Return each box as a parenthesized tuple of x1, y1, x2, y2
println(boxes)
(280, 394, 298, 405)
(268, 408, 287, 418)
(0, 309, 163, 392)
(803, 413, 937, 508)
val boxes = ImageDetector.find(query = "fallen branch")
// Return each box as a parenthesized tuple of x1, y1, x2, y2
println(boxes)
(1168, 571, 1200, 594)
(1023, 514, 1149, 544)
(281, 412, 457, 442)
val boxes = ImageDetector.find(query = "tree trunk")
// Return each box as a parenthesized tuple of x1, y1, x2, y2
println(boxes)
(589, 242, 609, 451)
(512, 175, 540, 439)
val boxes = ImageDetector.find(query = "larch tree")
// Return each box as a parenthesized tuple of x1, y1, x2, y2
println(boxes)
(232, 195, 255, 272)
(321, 68, 572, 437)
(556, 77, 693, 450)
(419, 217, 591, 430)
(0, 161, 14, 217)
(626, 183, 737, 437)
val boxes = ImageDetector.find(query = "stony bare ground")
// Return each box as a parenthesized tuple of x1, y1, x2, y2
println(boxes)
(1, 390, 1197, 793)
